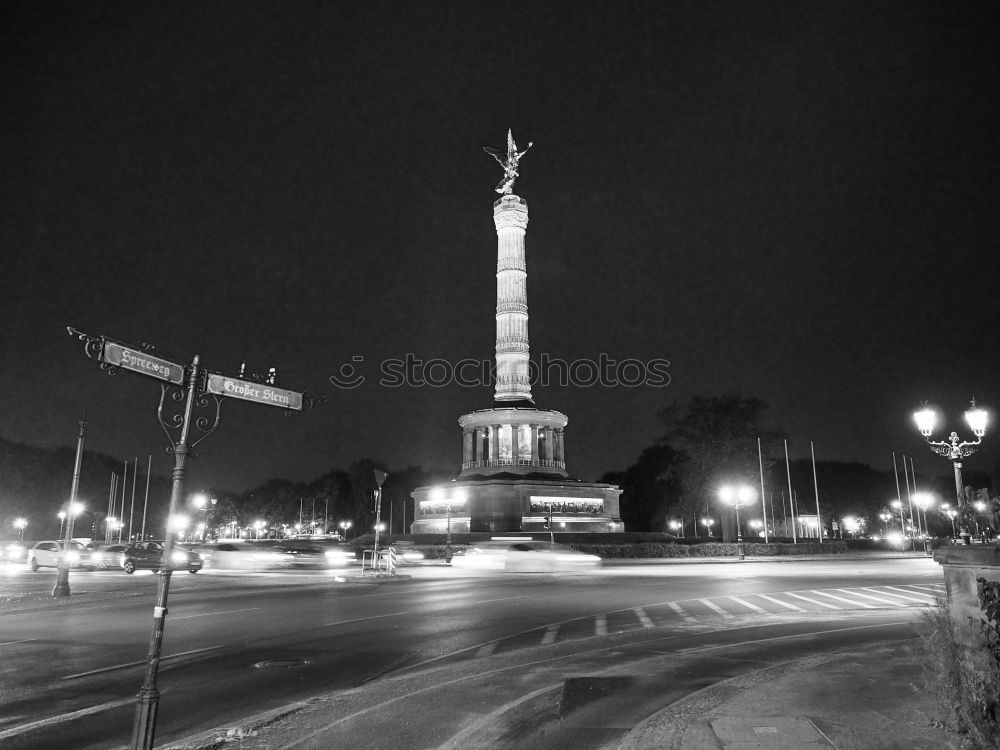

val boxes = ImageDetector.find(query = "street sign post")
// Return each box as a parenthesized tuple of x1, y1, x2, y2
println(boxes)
(101, 341, 185, 385)
(205, 373, 303, 411)
(67, 326, 322, 750)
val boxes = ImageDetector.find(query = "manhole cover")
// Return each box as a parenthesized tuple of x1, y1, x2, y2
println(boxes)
(253, 659, 309, 669)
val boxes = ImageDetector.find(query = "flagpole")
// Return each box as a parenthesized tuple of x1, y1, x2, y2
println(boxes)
(784, 439, 797, 543)
(757, 437, 768, 542)
(811, 441, 822, 540)
(141, 454, 152, 540)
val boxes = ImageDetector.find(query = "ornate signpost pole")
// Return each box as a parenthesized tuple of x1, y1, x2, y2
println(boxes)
(67, 327, 322, 750)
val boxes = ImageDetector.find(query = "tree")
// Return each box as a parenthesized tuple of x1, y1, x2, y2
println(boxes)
(658, 396, 783, 541)
(600, 445, 684, 532)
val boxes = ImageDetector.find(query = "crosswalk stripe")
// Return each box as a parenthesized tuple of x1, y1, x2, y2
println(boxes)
(541, 625, 559, 645)
(786, 592, 840, 609)
(666, 601, 698, 623)
(595, 614, 608, 636)
(906, 584, 945, 593)
(812, 590, 876, 608)
(475, 641, 498, 658)
(841, 589, 907, 605)
(700, 598, 733, 618)
(878, 586, 937, 603)
(757, 593, 806, 612)
(634, 607, 654, 628)
(728, 596, 768, 613)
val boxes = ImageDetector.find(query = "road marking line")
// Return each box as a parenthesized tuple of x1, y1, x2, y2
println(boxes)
(634, 607, 654, 628)
(882, 586, 937, 602)
(541, 624, 560, 645)
(666, 601, 697, 623)
(323, 611, 408, 627)
(0, 697, 134, 740)
(62, 645, 224, 680)
(757, 594, 805, 612)
(786, 592, 840, 609)
(170, 607, 260, 620)
(812, 590, 876, 609)
(475, 641, 498, 658)
(728, 596, 768, 613)
(699, 598, 733, 618)
(906, 584, 945, 593)
(0, 638, 37, 647)
(476, 594, 535, 604)
(595, 614, 608, 636)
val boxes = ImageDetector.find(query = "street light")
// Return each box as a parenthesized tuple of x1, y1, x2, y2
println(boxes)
(912, 492, 934, 555)
(749, 518, 764, 538)
(58, 511, 67, 539)
(719, 485, 755, 560)
(339, 520, 353, 540)
(891, 499, 906, 537)
(668, 520, 683, 537)
(914, 399, 988, 545)
(941, 503, 958, 538)
(701, 517, 714, 537)
(14, 517, 27, 541)
(879, 512, 891, 537)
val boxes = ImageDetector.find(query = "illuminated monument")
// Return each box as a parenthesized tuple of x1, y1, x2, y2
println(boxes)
(411, 132, 623, 534)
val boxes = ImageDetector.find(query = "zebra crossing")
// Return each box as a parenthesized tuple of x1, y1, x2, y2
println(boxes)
(472, 583, 945, 658)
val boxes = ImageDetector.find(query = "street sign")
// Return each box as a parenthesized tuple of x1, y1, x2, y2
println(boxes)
(101, 341, 185, 385)
(206, 373, 303, 411)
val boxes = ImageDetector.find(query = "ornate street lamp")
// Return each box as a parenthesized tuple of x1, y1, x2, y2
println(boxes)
(668, 519, 684, 537)
(940, 503, 958, 538)
(701, 517, 715, 537)
(719, 485, 755, 560)
(914, 400, 988, 545)
(339, 520, 353, 540)
(14, 517, 27, 541)
(879, 512, 891, 538)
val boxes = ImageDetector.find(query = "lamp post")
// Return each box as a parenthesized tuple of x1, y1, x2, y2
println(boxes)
(940, 504, 957, 538)
(701, 518, 714, 537)
(749, 518, 763, 538)
(719, 485, 755, 560)
(669, 520, 683, 537)
(191, 494, 208, 541)
(914, 400, 988, 545)
(879, 512, 891, 538)
(974, 501, 987, 541)
(913, 492, 934, 555)
(14, 518, 27, 541)
(339, 520, 352, 540)
(891, 499, 906, 537)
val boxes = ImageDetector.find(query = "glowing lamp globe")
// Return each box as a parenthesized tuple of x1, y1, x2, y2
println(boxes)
(965, 403, 988, 437)
(914, 407, 936, 437)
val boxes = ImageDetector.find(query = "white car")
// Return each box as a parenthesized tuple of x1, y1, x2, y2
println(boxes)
(451, 541, 600, 572)
(27, 540, 93, 571)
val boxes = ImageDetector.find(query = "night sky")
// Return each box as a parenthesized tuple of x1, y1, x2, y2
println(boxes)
(3, 1, 999, 496)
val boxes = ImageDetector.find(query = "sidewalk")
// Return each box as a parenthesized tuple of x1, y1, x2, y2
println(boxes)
(161, 624, 968, 750)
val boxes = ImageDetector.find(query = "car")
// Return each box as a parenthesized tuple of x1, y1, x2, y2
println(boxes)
(26, 540, 94, 570)
(198, 542, 286, 570)
(120, 540, 203, 574)
(2, 542, 28, 565)
(272, 542, 356, 568)
(88, 543, 127, 570)
(450, 541, 600, 572)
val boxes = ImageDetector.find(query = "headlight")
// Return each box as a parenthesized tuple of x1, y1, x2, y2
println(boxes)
(65, 551, 80, 563)
(401, 550, 425, 561)
(171, 551, 188, 565)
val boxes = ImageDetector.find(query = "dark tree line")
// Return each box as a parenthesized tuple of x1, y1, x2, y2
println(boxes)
(0, 435, 449, 542)
(602, 395, 1000, 539)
